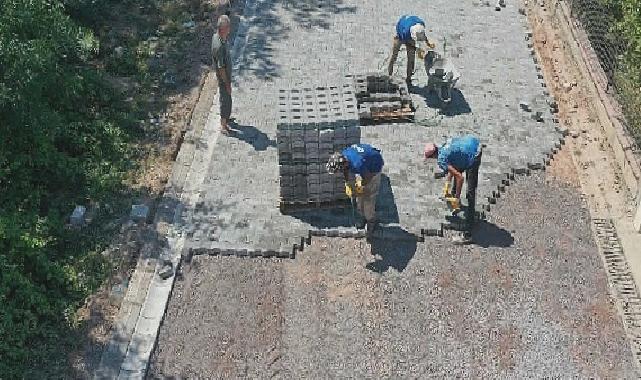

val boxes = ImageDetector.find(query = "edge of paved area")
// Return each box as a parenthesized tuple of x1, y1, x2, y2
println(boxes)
(553, 1, 641, 230)
(93, 1, 255, 377)
(92, 70, 218, 379)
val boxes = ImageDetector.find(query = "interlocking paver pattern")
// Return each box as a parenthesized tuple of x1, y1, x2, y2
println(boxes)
(185, 0, 563, 254)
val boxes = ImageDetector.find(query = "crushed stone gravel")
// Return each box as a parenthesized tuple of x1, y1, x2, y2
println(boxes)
(148, 172, 638, 378)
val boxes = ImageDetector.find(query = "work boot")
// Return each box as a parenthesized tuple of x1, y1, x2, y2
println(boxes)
(366, 221, 378, 235)
(405, 78, 413, 88)
(452, 231, 472, 245)
(356, 218, 367, 230)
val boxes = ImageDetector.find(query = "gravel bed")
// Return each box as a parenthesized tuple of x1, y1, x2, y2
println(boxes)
(148, 172, 637, 378)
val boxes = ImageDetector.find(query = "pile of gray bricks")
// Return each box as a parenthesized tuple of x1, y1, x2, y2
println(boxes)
(276, 84, 361, 209)
(350, 73, 415, 124)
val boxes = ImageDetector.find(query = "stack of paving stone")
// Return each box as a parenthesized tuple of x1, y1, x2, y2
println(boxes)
(276, 84, 361, 210)
(350, 73, 415, 124)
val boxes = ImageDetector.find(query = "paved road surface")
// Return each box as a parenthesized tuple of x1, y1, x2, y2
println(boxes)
(183, 0, 562, 254)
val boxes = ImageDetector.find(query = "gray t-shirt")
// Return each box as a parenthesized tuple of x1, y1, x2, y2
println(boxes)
(211, 33, 231, 84)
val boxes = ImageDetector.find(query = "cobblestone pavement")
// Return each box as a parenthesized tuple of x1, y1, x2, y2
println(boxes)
(149, 172, 638, 378)
(181, 0, 563, 254)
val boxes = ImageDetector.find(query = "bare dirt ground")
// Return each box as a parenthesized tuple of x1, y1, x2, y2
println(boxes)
(149, 172, 637, 378)
(526, 1, 637, 226)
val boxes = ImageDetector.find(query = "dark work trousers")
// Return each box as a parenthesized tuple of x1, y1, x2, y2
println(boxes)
(388, 36, 417, 81)
(218, 82, 232, 120)
(464, 149, 483, 233)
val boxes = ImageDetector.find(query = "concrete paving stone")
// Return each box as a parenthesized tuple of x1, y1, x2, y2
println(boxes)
(179, 0, 562, 255)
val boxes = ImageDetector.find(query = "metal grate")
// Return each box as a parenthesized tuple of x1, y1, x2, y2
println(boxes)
(593, 218, 641, 370)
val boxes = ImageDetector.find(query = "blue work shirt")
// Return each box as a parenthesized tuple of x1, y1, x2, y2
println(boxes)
(396, 15, 425, 43)
(437, 135, 480, 173)
(342, 144, 384, 176)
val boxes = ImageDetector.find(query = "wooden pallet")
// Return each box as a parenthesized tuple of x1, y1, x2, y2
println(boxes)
(361, 108, 416, 122)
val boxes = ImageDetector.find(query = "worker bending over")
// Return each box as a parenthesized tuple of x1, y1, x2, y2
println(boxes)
(327, 144, 385, 233)
(424, 135, 482, 243)
(388, 15, 435, 87)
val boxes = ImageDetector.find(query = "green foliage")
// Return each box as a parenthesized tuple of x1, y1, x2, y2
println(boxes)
(593, 0, 641, 144)
(0, 0, 133, 377)
(571, 0, 641, 145)
(613, 0, 641, 145)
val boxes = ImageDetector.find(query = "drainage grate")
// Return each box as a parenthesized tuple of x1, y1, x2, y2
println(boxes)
(593, 218, 641, 369)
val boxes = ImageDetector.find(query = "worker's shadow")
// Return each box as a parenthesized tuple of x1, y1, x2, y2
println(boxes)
(446, 214, 514, 248)
(366, 175, 417, 273)
(228, 121, 276, 151)
(470, 220, 514, 248)
(414, 87, 471, 117)
(366, 227, 417, 273)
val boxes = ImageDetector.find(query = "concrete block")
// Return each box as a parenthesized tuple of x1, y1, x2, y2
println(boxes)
(70, 205, 87, 227)
(131, 204, 150, 223)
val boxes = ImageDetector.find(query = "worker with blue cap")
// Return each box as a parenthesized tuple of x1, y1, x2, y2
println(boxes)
(327, 144, 384, 233)
(424, 135, 483, 244)
(388, 15, 436, 87)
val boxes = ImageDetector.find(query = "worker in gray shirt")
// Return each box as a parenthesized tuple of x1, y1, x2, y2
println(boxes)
(211, 15, 233, 133)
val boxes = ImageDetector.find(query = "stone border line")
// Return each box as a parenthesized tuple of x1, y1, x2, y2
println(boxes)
(93, 0, 260, 378)
(592, 218, 641, 372)
(93, 73, 216, 380)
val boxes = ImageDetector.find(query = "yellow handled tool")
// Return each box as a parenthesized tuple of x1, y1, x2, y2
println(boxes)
(345, 182, 353, 198)
(345, 178, 364, 198)
(445, 197, 460, 213)
(443, 182, 451, 198)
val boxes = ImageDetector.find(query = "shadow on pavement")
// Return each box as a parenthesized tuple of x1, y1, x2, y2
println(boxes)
(367, 226, 417, 273)
(229, 122, 276, 151)
(366, 176, 416, 273)
(234, 0, 357, 81)
(414, 87, 472, 116)
(376, 174, 400, 225)
(287, 207, 353, 229)
(471, 220, 515, 248)
(445, 212, 514, 248)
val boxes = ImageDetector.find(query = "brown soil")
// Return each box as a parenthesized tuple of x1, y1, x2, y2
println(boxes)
(526, 1, 631, 217)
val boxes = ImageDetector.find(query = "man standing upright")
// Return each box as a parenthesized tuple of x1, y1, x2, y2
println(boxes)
(424, 135, 482, 244)
(212, 15, 233, 134)
(388, 15, 435, 87)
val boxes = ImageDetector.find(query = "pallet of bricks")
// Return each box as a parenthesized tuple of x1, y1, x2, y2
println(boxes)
(276, 83, 361, 211)
(349, 73, 415, 124)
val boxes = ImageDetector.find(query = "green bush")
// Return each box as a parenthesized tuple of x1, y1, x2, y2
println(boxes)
(595, 0, 641, 145)
(0, 0, 132, 376)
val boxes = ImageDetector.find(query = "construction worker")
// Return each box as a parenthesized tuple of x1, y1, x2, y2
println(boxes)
(424, 135, 482, 244)
(388, 15, 435, 87)
(212, 15, 233, 134)
(326, 144, 385, 233)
